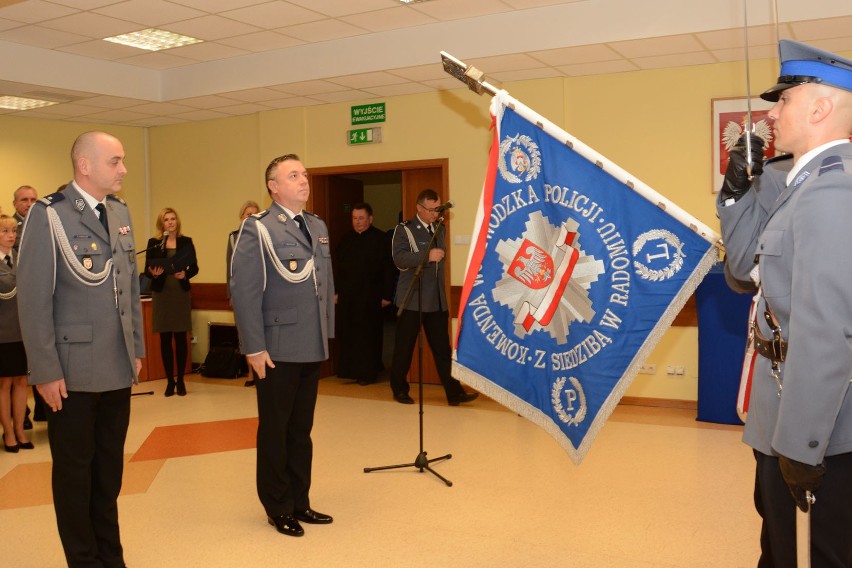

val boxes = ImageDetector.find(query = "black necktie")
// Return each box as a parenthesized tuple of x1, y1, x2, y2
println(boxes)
(4, 256, 11, 268)
(95, 203, 109, 234)
(427, 224, 434, 236)
(294, 214, 312, 245)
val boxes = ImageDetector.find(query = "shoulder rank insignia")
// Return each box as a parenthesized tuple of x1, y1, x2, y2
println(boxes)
(253, 210, 269, 219)
(39, 192, 66, 207)
(818, 155, 845, 176)
(107, 195, 126, 205)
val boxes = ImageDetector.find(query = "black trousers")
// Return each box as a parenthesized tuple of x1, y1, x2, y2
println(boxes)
(255, 361, 320, 518)
(389, 309, 465, 401)
(47, 388, 131, 568)
(754, 449, 852, 567)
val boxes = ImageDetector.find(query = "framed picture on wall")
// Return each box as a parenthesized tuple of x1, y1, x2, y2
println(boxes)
(711, 97, 777, 193)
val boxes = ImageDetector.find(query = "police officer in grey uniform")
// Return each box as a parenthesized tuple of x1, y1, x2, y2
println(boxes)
(17, 131, 144, 568)
(717, 41, 852, 566)
(230, 154, 335, 538)
(389, 189, 478, 406)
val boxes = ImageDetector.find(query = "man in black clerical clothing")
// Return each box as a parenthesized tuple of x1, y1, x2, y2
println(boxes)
(333, 202, 394, 385)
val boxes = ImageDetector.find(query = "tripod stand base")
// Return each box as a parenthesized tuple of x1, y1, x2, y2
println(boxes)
(364, 451, 453, 487)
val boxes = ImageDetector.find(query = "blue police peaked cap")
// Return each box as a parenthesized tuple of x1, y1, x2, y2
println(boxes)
(761, 39, 852, 102)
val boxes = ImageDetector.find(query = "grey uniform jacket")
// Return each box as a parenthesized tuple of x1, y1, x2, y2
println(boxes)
(392, 218, 447, 313)
(229, 203, 334, 363)
(17, 184, 145, 391)
(718, 143, 852, 465)
(0, 250, 22, 344)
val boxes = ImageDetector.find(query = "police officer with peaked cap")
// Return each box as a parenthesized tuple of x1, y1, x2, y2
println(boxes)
(717, 40, 852, 566)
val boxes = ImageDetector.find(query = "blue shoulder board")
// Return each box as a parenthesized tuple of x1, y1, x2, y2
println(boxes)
(252, 210, 269, 219)
(818, 155, 845, 176)
(765, 154, 793, 165)
(38, 192, 66, 207)
(107, 194, 126, 205)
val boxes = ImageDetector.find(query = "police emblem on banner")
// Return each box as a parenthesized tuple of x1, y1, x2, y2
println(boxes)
(453, 102, 717, 463)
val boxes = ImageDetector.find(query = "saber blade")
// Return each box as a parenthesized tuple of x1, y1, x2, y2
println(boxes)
(796, 491, 814, 568)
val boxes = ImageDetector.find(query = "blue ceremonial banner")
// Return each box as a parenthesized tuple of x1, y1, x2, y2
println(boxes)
(453, 92, 719, 464)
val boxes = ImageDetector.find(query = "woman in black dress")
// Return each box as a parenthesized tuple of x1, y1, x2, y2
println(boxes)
(0, 215, 32, 452)
(145, 208, 199, 397)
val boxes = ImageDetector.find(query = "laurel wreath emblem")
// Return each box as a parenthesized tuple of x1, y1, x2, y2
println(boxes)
(498, 134, 542, 184)
(551, 376, 587, 426)
(632, 229, 685, 282)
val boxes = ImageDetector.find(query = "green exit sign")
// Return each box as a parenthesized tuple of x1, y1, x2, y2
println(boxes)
(347, 127, 382, 145)
(351, 102, 385, 125)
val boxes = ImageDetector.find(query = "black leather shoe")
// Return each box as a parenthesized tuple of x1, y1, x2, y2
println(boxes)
(16, 439, 34, 450)
(244, 379, 256, 387)
(23, 415, 33, 430)
(448, 392, 479, 406)
(267, 514, 304, 537)
(294, 508, 333, 525)
(394, 392, 414, 404)
(3, 435, 19, 453)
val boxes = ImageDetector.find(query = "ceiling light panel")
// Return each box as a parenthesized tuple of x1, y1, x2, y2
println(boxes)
(103, 28, 203, 51)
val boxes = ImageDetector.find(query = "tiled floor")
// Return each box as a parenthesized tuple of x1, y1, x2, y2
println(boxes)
(0, 374, 761, 567)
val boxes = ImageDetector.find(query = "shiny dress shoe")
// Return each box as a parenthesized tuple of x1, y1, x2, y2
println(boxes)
(267, 514, 304, 537)
(294, 508, 333, 524)
(448, 392, 479, 406)
(394, 392, 415, 404)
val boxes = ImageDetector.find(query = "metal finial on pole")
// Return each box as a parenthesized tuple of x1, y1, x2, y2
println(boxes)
(440, 51, 499, 96)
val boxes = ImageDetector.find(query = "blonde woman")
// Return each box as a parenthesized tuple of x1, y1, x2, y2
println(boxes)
(145, 208, 199, 396)
(0, 215, 32, 452)
(227, 200, 260, 386)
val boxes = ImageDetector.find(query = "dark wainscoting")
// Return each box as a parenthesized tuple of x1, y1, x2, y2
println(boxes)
(192, 283, 697, 327)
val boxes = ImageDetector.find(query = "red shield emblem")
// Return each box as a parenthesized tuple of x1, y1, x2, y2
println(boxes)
(508, 239, 553, 290)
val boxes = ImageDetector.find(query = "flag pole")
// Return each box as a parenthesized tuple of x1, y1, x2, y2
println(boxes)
(439, 51, 722, 249)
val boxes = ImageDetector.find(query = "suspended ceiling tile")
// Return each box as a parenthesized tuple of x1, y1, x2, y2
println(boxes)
(93, 0, 206, 27)
(556, 59, 639, 77)
(270, 79, 350, 96)
(165, 15, 262, 42)
(490, 67, 565, 82)
(327, 71, 408, 89)
(220, 87, 288, 102)
(529, 44, 624, 67)
(285, 0, 400, 18)
(168, 41, 249, 62)
(386, 63, 447, 82)
(37, 11, 141, 38)
(0, 0, 78, 24)
(360, 81, 434, 97)
(609, 34, 707, 59)
(309, 89, 374, 103)
(0, 24, 90, 48)
(276, 18, 368, 43)
(222, 2, 325, 29)
(408, 0, 513, 22)
(631, 51, 717, 70)
(340, 6, 438, 32)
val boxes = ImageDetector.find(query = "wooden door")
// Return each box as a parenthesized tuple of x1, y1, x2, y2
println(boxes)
(400, 167, 448, 385)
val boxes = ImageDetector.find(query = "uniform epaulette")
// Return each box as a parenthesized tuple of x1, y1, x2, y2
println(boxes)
(818, 154, 845, 176)
(766, 154, 793, 165)
(107, 194, 126, 205)
(305, 211, 321, 219)
(38, 192, 66, 207)
(252, 210, 269, 219)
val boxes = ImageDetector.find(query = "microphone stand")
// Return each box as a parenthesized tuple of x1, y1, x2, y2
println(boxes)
(364, 218, 453, 486)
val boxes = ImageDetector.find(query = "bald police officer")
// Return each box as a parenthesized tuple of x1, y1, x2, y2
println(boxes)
(18, 131, 144, 568)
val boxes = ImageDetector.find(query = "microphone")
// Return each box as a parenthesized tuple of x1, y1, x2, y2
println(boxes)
(434, 200, 454, 213)
(160, 230, 169, 250)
